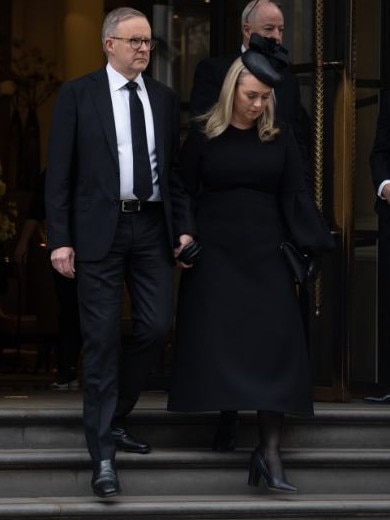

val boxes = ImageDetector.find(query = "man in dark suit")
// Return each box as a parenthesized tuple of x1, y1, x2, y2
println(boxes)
(45, 7, 190, 497)
(189, 0, 311, 452)
(190, 0, 310, 170)
(366, 89, 390, 403)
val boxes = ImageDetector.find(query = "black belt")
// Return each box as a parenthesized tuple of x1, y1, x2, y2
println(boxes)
(120, 199, 162, 213)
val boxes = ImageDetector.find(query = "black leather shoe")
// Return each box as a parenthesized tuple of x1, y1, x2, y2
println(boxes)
(112, 427, 151, 453)
(91, 459, 120, 498)
(363, 394, 390, 404)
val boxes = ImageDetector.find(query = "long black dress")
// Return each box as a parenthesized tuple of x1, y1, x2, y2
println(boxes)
(168, 123, 333, 416)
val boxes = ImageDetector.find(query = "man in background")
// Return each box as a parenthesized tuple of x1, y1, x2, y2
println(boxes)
(367, 89, 390, 403)
(190, 0, 311, 172)
(14, 171, 82, 390)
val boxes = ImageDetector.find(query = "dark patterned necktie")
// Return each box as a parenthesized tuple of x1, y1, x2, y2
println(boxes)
(126, 81, 153, 201)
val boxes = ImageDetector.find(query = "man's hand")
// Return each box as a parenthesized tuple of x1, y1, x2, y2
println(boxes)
(51, 246, 76, 279)
(381, 184, 390, 204)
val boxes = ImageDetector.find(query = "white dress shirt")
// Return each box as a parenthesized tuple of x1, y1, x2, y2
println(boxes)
(106, 63, 160, 201)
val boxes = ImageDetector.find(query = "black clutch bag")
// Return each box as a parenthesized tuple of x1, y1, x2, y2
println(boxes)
(280, 241, 317, 287)
(177, 240, 202, 264)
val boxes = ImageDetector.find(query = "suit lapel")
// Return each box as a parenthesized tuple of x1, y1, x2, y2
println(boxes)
(88, 68, 119, 168)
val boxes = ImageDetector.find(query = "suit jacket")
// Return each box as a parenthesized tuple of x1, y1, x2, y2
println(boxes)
(189, 52, 311, 176)
(46, 67, 183, 261)
(370, 89, 390, 215)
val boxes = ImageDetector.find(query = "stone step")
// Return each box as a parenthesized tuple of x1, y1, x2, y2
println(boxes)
(1, 393, 390, 519)
(1, 495, 390, 520)
(1, 448, 390, 497)
(1, 399, 390, 450)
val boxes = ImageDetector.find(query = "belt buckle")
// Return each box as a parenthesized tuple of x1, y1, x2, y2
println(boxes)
(121, 200, 141, 213)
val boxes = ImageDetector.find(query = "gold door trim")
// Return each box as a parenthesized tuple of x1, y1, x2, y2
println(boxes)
(313, 0, 356, 401)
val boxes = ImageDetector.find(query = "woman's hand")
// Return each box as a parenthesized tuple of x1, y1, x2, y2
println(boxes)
(174, 234, 194, 269)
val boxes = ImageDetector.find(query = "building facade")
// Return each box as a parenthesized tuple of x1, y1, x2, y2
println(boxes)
(0, 0, 389, 400)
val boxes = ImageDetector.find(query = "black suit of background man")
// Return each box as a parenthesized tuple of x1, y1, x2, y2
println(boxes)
(369, 89, 390, 399)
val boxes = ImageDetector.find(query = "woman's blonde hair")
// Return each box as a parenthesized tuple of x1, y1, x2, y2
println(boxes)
(197, 57, 279, 142)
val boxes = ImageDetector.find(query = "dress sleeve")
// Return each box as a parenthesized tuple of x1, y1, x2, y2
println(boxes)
(172, 128, 204, 238)
(280, 126, 334, 254)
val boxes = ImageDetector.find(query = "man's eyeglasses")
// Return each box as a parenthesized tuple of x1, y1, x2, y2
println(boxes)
(245, 0, 260, 23)
(110, 37, 157, 50)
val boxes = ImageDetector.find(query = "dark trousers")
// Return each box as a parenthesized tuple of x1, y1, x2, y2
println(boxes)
(52, 269, 82, 376)
(378, 213, 390, 389)
(76, 208, 174, 461)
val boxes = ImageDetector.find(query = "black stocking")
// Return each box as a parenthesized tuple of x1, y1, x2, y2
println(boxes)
(257, 410, 285, 481)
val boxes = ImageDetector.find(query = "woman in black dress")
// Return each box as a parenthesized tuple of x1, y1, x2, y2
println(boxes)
(169, 35, 334, 493)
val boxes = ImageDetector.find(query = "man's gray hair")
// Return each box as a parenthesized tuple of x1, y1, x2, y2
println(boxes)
(102, 7, 148, 41)
(241, 0, 281, 27)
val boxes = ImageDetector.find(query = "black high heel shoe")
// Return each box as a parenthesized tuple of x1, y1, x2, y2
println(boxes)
(248, 449, 297, 493)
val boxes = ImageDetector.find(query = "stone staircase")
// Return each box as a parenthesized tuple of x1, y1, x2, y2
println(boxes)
(1, 390, 390, 519)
